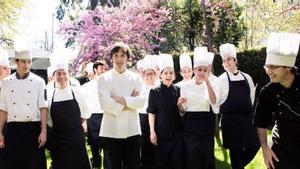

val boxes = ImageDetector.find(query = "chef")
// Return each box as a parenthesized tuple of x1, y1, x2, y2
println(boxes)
(82, 60, 110, 169)
(47, 54, 91, 169)
(139, 55, 157, 169)
(253, 32, 300, 169)
(147, 54, 183, 169)
(214, 43, 260, 169)
(0, 49, 11, 165)
(179, 47, 216, 169)
(97, 42, 145, 169)
(0, 47, 48, 169)
(176, 53, 193, 87)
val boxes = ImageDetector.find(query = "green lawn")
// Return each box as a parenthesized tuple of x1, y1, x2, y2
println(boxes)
(46, 133, 267, 169)
(214, 135, 266, 169)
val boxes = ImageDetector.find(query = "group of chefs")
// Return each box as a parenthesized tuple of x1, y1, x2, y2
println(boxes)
(0, 32, 299, 169)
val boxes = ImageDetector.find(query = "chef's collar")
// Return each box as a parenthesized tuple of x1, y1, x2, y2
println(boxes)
(161, 82, 173, 89)
(16, 71, 30, 79)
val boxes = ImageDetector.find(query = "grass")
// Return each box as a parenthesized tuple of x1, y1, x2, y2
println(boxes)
(46, 132, 267, 169)
(214, 135, 266, 169)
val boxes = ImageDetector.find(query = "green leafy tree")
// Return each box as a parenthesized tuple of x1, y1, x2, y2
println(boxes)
(160, 0, 246, 53)
(0, 0, 25, 46)
(241, 0, 300, 49)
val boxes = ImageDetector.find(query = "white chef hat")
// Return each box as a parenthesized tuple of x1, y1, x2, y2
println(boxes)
(49, 49, 69, 73)
(13, 36, 33, 60)
(47, 66, 54, 77)
(86, 62, 94, 74)
(179, 53, 192, 70)
(219, 43, 236, 59)
(193, 47, 209, 68)
(266, 32, 300, 67)
(136, 59, 144, 71)
(158, 53, 174, 71)
(207, 52, 215, 65)
(0, 48, 9, 67)
(143, 55, 156, 72)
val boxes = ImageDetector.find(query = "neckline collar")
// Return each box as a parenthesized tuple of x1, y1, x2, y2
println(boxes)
(16, 71, 30, 79)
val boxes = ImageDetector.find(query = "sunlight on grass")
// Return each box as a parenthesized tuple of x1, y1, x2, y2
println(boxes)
(46, 132, 266, 169)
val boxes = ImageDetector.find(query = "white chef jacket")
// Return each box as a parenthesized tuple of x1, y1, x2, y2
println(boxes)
(97, 68, 145, 138)
(213, 71, 255, 110)
(181, 78, 216, 112)
(82, 78, 103, 114)
(0, 72, 48, 122)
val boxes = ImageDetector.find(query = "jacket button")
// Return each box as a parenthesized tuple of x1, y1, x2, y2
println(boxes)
(28, 91, 31, 93)
(27, 116, 29, 118)
(11, 90, 14, 93)
(27, 103, 29, 106)
(279, 112, 282, 115)
(14, 115, 16, 118)
(13, 102, 16, 105)
(276, 94, 280, 98)
(278, 103, 281, 106)
(281, 91, 284, 94)
(296, 88, 299, 91)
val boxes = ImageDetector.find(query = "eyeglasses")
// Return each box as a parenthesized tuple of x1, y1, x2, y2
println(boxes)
(263, 65, 281, 70)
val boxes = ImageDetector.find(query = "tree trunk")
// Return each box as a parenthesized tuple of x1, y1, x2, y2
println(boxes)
(201, 0, 213, 52)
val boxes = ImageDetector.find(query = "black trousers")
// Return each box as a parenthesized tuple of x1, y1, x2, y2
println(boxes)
(87, 114, 111, 169)
(139, 114, 154, 169)
(229, 146, 260, 169)
(104, 135, 140, 169)
(0, 122, 46, 169)
(0, 124, 6, 166)
(154, 132, 183, 169)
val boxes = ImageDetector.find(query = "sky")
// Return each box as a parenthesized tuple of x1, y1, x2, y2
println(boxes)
(15, 0, 62, 50)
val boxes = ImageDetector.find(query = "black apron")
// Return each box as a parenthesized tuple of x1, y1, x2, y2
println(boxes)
(272, 84, 300, 169)
(0, 122, 46, 169)
(183, 112, 215, 169)
(50, 89, 91, 169)
(220, 72, 259, 149)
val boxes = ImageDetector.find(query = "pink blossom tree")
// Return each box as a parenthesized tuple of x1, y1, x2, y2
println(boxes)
(58, 1, 171, 72)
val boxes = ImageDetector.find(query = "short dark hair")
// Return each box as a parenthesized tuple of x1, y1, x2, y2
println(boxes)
(109, 42, 131, 59)
(93, 60, 106, 73)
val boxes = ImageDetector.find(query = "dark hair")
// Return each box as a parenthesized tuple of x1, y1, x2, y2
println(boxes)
(109, 43, 131, 59)
(93, 60, 106, 73)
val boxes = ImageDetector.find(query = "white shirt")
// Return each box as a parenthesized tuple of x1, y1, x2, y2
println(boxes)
(213, 71, 255, 111)
(47, 85, 91, 119)
(82, 78, 103, 114)
(208, 74, 217, 83)
(181, 79, 215, 112)
(176, 80, 190, 87)
(97, 68, 145, 138)
(139, 84, 155, 114)
(0, 72, 48, 122)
